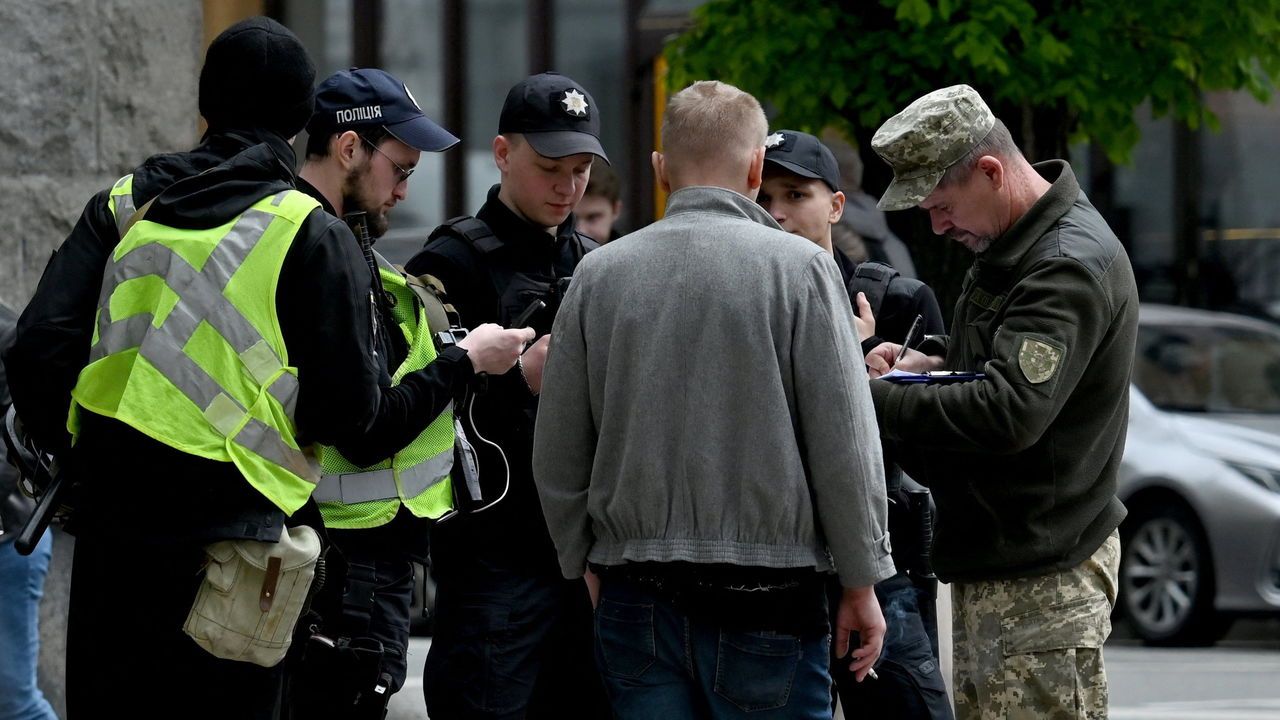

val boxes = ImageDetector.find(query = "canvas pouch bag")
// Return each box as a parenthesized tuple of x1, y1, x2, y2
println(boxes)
(183, 524, 321, 667)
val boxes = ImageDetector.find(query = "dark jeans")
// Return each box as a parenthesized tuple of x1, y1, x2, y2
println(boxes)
(423, 552, 609, 719)
(595, 577, 833, 720)
(67, 532, 284, 720)
(830, 573, 952, 720)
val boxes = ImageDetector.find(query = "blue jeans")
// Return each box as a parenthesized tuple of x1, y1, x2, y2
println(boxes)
(0, 533, 58, 720)
(830, 573, 952, 720)
(596, 578, 833, 720)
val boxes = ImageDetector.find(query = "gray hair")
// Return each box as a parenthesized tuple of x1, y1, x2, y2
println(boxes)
(937, 118, 1021, 187)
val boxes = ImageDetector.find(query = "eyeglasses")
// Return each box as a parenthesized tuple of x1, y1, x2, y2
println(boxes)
(361, 136, 415, 184)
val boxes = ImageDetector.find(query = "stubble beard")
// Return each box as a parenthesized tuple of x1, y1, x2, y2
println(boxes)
(341, 165, 390, 238)
(951, 231, 994, 254)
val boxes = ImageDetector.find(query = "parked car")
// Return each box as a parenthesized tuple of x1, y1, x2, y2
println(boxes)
(1118, 303, 1280, 644)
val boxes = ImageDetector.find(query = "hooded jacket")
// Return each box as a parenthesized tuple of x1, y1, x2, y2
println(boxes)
(3, 130, 410, 544)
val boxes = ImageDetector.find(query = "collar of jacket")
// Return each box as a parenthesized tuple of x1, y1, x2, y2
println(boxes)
(294, 175, 337, 216)
(203, 127, 298, 176)
(142, 131, 299, 231)
(477, 183, 580, 259)
(978, 159, 1079, 269)
(833, 247, 858, 286)
(663, 186, 784, 231)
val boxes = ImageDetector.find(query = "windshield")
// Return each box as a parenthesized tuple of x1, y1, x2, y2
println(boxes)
(1135, 322, 1280, 414)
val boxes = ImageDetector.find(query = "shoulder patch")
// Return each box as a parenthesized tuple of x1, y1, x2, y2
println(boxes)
(1018, 337, 1062, 384)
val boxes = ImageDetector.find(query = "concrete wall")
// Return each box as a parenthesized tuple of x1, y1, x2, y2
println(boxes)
(0, 0, 201, 311)
(0, 1, 202, 713)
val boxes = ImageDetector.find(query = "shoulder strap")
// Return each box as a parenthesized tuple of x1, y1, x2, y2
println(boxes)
(397, 266, 462, 341)
(425, 215, 507, 308)
(565, 230, 597, 265)
(428, 216, 502, 254)
(850, 261, 900, 317)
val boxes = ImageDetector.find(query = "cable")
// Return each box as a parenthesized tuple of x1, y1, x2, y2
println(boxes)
(465, 391, 510, 514)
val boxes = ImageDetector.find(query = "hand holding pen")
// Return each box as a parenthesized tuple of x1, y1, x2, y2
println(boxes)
(893, 314, 924, 366)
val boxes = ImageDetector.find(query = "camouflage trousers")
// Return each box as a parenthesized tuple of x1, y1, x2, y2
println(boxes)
(951, 530, 1120, 720)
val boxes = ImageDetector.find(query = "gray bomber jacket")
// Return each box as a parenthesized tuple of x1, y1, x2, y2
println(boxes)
(533, 186, 895, 590)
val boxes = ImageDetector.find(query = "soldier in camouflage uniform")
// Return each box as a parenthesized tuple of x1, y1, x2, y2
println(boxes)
(862, 85, 1139, 719)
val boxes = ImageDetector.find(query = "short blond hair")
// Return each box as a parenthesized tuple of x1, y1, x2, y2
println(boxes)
(661, 81, 767, 173)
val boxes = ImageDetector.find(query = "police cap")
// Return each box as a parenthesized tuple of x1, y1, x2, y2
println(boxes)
(763, 130, 841, 193)
(308, 68, 459, 152)
(499, 72, 609, 164)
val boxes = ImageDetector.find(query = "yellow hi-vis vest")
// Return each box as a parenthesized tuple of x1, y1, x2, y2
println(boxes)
(313, 253, 455, 529)
(70, 174, 322, 514)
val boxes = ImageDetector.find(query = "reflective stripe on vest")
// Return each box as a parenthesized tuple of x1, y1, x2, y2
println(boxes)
(109, 175, 137, 237)
(312, 445, 452, 504)
(315, 253, 455, 525)
(74, 182, 320, 513)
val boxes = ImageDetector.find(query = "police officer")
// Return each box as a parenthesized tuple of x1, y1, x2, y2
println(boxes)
(865, 85, 1138, 719)
(758, 129, 953, 720)
(404, 72, 610, 719)
(1, 18, 402, 718)
(290, 68, 532, 717)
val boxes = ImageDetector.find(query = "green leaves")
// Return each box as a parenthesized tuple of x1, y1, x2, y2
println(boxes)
(664, 0, 1280, 164)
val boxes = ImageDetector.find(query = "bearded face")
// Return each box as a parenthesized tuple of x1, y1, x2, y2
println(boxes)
(341, 162, 390, 238)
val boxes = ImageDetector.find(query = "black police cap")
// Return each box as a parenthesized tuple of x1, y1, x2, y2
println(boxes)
(763, 130, 841, 193)
(499, 72, 609, 164)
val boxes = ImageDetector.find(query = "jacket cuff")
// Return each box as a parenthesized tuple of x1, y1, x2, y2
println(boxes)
(438, 344, 475, 384)
(837, 532, 898, 588)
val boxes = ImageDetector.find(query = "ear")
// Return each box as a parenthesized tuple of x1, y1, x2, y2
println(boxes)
(335, 131, 362, 170)
(651, 151, 670, 194)
(746, 145, 765, 192)
(493, 135, 511, 174)
(977, 155, 1004, 191)
(611, 199, 623, 216)
(829, 190, 846, 225)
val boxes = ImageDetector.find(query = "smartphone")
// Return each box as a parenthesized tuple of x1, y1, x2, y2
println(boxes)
(511, 299, 546, 329)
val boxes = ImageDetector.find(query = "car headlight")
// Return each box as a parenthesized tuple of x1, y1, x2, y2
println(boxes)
(1225, 461, 1280, 494)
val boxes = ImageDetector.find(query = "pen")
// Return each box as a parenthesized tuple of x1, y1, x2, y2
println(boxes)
(894, 314, 924, 365)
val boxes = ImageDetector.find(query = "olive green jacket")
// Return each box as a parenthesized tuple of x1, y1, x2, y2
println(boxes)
(870, 160, 1137, 582)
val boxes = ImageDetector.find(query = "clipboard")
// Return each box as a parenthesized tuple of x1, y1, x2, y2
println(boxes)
(878, 370, 986, 385)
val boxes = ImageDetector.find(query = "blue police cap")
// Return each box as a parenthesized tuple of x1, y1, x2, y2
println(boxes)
(308, 68, 459, 152)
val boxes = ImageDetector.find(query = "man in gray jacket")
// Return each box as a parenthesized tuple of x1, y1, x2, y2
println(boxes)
(533, 80, 895, 719)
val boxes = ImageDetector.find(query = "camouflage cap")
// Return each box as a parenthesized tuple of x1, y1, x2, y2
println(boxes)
(871, 84, 995, 211)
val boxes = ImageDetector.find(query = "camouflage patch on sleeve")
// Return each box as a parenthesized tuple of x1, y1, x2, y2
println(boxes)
(1018, 336, 1064, 384)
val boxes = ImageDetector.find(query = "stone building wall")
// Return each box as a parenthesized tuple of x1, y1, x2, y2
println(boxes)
(0, 1, 202, 713)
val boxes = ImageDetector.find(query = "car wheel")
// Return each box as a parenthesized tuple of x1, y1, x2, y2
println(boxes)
(1119, 501, 1228, 646)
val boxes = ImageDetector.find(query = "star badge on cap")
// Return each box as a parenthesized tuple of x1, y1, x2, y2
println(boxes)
(765, 132, 785, 149)
(561, 89, 589, 117)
